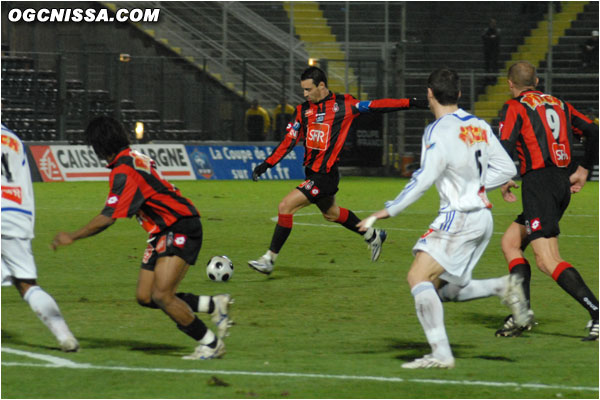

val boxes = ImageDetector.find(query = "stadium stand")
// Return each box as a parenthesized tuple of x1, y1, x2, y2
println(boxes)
(1, 1, 596, 166)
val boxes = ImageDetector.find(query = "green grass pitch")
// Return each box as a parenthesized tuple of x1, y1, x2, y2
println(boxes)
(2, 177, 598, 398)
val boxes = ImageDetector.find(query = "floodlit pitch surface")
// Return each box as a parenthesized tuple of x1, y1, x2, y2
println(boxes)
(2, 178, 598, 398)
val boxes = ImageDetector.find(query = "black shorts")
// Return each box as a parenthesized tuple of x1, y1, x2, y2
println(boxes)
(296, 166, 340, 203)
(515, 167, 570, 240)
(141, 217, 203, 271)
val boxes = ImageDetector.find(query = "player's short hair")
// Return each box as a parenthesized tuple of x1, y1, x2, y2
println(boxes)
(85, 115, 130, 161)
(427, 68, 460, 105)
(508, 61, 537, 89)
(301, 66, 328, 88)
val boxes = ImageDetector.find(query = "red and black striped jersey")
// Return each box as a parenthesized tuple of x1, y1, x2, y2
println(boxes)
(265, 92, 411, 173)
(101, 148, 199, 234)
(499, 90, 598, 175)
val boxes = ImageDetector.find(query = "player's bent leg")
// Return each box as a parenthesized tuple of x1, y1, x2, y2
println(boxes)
(249, 189, 310, 274)
(151, 256, 194, 324)
(438, 276, 509, 302)
(153, 256, 224, 359)
(530, 238, 600, 339)
(17, 280, 79, 352)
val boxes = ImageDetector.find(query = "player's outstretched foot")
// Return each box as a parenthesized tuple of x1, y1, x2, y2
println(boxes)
(248, 256, 274, 275)
(210, 294, 234, 339)
(183, 337, 225, 360)
(582, 320, 599, 341)
(501, 274, 531, 327)
(401, 354, 455, 369)
(495, 311, 536, 337)
(59, 337, 80, 352)
(365, 228, 387, 262)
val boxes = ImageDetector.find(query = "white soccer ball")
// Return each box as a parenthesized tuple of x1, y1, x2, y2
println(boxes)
(206, 255, 234, 282)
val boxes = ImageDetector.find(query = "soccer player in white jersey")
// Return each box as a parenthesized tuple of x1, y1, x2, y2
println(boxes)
(1, 124, 79, 352)
(358, 69, 530, 369)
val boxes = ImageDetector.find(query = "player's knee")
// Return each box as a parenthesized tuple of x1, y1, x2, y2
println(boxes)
(150, 290, 174, 308)
(501, 231, 519, 255)
(278, 199, 292, 214)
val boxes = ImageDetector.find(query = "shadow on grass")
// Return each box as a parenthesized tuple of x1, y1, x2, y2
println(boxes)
(463, 311, 585, 339)
(2, 329, 187, 355)
(243, 264, 328, 282)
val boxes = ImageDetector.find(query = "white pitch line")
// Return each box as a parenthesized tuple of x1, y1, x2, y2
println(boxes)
(1, 347, 597, 392)
(274, 217, 598, 238)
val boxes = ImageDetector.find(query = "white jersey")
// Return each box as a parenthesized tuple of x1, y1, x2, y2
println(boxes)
(386, 109, 516, 216)
(1, 124, 35, 239)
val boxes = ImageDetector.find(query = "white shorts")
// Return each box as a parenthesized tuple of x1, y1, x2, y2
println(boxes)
(1, 236, 37, 286)
(412, 208, 493, 286)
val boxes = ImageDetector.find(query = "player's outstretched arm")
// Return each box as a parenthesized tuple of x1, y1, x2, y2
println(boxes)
(51, 214, 115, 249)
(354, 98, 429, 114)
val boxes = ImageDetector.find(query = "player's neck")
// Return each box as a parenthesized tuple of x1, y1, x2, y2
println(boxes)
(432, 104, 459, 120)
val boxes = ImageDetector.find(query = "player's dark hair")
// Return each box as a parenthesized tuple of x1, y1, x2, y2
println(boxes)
(427, 68, 461, 105)
(84, 115, 130, 161)
(300, 66, 328, 87)
(508, 61, 537, 88)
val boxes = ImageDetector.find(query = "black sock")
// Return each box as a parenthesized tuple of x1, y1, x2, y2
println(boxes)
(177, 317, 208, 341)
(335, 207, 362, 235)
(509, 259, 531, 308)
(270, 224, 292, 254)
(176, 293, 199, 312)
(554, 264, 599, 320)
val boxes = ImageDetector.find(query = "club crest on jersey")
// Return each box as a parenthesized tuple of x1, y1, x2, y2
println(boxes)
(520, 93, 563, 111)
(459, 125, 488, 146)
(333, 103, 339, 113)
(299, 179, 314, 190)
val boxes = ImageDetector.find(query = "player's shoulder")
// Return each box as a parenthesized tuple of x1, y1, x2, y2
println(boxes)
(1, 124, 25, 153)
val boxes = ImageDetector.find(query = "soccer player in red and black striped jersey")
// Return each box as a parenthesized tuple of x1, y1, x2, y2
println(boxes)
(51, 116, 233, 359)
(248, 66, 428, 275)
(496, 61, 599, 340)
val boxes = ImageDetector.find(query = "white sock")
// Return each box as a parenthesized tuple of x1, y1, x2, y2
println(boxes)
(24, 286, 75, 343)
(198, 296, 212, 313)
(412, 281, 453, 362)
(266, 250, 278, 262)
(438, 276, 509, 302)
(198, 329, 216, 346)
